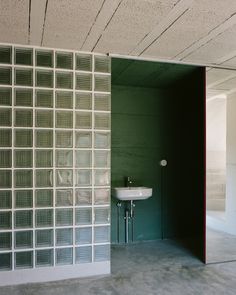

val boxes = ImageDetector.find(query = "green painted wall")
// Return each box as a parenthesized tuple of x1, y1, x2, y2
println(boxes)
(111, 59, 205, 260)
(111, 86, 166, 243)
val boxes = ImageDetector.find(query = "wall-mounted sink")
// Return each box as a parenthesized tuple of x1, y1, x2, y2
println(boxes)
(112, 187, 152, 201)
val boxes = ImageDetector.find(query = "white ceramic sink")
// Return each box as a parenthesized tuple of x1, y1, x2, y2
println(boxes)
(112, 187, 152, 201)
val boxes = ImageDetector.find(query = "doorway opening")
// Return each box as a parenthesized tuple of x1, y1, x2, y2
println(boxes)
(206, 67, 236, 263)
(111, 58, 205, 268)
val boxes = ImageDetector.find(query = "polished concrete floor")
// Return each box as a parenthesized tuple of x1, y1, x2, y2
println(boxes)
(206, 227, 236, 263)
(1, 240, 236, 295)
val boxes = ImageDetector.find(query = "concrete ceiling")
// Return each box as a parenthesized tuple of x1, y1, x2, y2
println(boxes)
(1, 0, 236, 69)
(206, 67, 236, 100)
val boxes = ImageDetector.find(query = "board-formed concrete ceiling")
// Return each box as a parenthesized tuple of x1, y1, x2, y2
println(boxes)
(206, 67, 236, 99)
(2, 0, 236, 69)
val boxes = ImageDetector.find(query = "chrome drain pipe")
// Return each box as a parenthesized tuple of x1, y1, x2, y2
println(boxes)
(116, 202, 122, 243)
(124, 201, 136, 243)
(130, 201, 135, 242)
(124, 207, 130, 243)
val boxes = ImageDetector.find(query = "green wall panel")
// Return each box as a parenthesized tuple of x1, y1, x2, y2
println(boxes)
(111, 86, 167, 243)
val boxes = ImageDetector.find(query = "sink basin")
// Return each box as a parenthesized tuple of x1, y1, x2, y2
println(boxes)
(112, 187, 152, 201)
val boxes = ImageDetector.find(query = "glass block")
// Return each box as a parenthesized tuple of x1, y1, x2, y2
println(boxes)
(75, 227, 92, 245)
(0, 129, 11, 147)
(15, 48, 33, 65)
(76, 53, 92, 71)
(56, 91, 73, 109)
(0, 67, 11, 85)
(15, 231, 33, 249)
(56, 150, 73, 167)
(75, 131, 92, 148)
(36, 110, 53, 128)
(15, 190, 33, 208)
(94, 189, 110, 205)
(0, 170, 11, 188)
(0, 253, 12, 270)
(36, 249, 53, 267)
(75, 92, 92, 109)
(94, 93, 111, 111)
(56, 209, 73, 226)
(35, 189, 53, 207)
(56, 248, 73, 265)
(75, 189, 92, 206)
(36, 70, 53, 88)
(56, 71, 73, 89)
(0, 109, 11, 126)
(94, 113, 110, 130)
(94, 245, 110, 262)
(94, 226, 110, 243)
(56, 189, 73, 206)
(75, 208, 92, 225)
(36, 90, 53, 108)
(75, 169, 92, 186)
(0, 212, 11, 229)
(75, 112, 92, 129)
(36, 150, 53, 167)
(35, 169, 53, 187)
(94, 75, 110, 92)
(76, 73, 92, 91)
(35, 130, 53, 147)
(0, 232, 11, 250)
(15, 88, 33, 107)
(36, 50, 53, 67)
(56, 228, 73, 246)
(0, 149, 11, 168)
(56, 131, 73, 148)
(94, 170, 110, 186)
(0, 87, 11, 105)
(15, 151, 30, 171)
(94, 151, 110, 168)
(0, 190, 11, 209)
(94, 208, 110, 224)
(94, 55, 111, 73)
(15, 68, 33, 86)
(36, 209, 53, 227)
(75, 246, 92, 264)
(14, 109, 33, 127)
(56, 52, 73, 69)
(36, 229, 53, 247)
(56, 170, 73, 187)
(0, 46, 11, 64)
(75, 150, 91, 168)
(15, 210, 32, 228)
(56, 111, 73, 128)
(15, 129, 33, 147)
(15, 251, 33, 269)
(14, 170, 33, 188)
(15, 150, 32, 167)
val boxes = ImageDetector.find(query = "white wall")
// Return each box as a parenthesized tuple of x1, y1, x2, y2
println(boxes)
(206, 98, 226, 170)
(226, 93, 236, 234)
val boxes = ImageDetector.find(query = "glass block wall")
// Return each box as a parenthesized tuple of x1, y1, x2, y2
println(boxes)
(0, 44, 110, 274)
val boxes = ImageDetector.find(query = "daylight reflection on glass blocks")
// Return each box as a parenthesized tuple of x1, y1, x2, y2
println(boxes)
(0, 45, 111, 272)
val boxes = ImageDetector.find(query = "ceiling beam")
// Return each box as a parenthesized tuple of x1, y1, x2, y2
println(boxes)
(29, 0, 47, 45)
(81, 0, 122, 52)
(175, 13, 236, 61)
(130, 0, 194, 56)
(109, 53, 236, 70)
